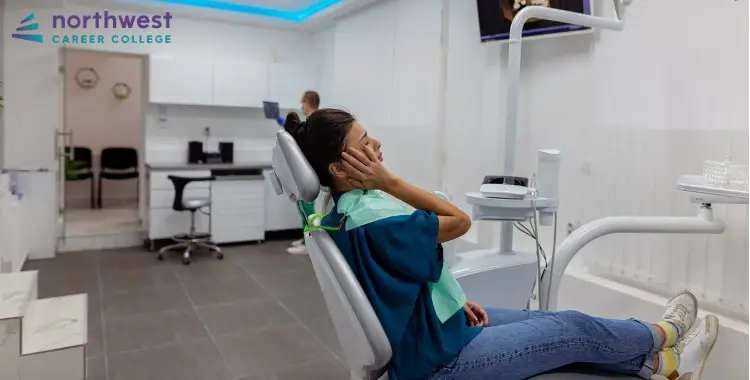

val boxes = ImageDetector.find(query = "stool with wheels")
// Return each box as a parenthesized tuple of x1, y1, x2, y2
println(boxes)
(158, 175, 223, 265)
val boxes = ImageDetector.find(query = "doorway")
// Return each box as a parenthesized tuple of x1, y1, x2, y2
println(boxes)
(59, 48, 147, 252)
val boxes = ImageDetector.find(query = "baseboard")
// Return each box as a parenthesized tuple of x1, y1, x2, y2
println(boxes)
(558, 267, 748, 380)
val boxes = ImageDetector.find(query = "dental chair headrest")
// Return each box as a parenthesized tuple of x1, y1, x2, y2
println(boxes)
(270, 130, 321, 203)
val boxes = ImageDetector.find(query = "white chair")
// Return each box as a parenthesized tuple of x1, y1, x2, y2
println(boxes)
(268, 129, 639, 380)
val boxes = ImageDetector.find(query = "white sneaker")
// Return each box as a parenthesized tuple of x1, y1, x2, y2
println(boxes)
(675, 315, 719, 380)
(286, 245, 308, 255)
(662, 291, 698, 338)
(291, 239, 304, 247)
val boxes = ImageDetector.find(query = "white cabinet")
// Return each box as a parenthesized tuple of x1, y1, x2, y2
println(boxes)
(212, 57, 269, 108)
(269, 63, 317, 110)
(0, 192, 28, 272)
(148, 54, 317, 110)
(263, 170, 303, 231)
(147, 171, 266, 243)
(147, 170, 211, 240)
(210, 179, 265, 243)
(149, 55, 213, 106)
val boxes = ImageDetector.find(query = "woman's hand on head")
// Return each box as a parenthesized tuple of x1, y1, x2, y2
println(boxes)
(342, 146, 396, 191)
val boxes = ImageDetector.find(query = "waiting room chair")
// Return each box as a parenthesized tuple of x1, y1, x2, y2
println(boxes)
(269, 129, 641, 380)
(158, 175, 223, 265)
(98, 147, 139, 208)
(64, 146, 95, 209)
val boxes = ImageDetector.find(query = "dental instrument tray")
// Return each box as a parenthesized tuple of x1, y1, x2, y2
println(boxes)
(466, 192, 558, 222)
(479, 175, 529, 199)
(677, 175, 749, 205)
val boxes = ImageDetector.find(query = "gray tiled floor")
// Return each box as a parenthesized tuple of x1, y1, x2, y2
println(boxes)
(23, 241, 349, 380)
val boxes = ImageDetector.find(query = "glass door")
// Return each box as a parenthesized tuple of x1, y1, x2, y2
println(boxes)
(56, 47, 72, 250)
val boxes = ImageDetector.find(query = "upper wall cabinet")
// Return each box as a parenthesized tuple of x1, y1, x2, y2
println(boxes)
(212, 57, 269, 108)
(149, 54, 213, 106)
(149, 54, 315, 109)
(269, 63, 317, 110)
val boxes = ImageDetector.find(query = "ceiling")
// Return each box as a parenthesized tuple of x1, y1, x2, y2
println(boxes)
(93, 0, 378, 30)
(196, 0, 325, 12)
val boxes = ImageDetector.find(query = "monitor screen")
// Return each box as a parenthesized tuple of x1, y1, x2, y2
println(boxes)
(476, 0, 592, 43)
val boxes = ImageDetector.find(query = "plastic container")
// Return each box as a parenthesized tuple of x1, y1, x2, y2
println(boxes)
(703, 160, 748, 191)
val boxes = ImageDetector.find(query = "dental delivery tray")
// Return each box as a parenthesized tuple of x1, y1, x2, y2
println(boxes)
(479, 184, 528, 199)
(466, 192, 558, 222)
(677, 175, 748, 205)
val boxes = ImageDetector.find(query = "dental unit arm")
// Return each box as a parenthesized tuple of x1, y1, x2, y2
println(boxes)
(498, 0, 631, 256)
(458, 0, 747, 313)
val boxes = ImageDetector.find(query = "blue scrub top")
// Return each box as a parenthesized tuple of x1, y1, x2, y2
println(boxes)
(323, 192, 482, 380)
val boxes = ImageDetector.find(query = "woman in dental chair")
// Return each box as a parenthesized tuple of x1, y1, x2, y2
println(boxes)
(283, 109, 719, 380)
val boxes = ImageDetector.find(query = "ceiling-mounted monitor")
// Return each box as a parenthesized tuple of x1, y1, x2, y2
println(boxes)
(476, 0, 593, 43)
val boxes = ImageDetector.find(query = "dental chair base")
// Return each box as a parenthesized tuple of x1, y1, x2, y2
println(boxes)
(450, 249, 538, 309)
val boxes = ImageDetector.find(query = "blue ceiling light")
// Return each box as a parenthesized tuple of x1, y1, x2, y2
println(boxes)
(143, 0, 343, 22)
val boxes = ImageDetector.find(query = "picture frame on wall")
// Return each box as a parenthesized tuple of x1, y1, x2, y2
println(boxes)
(476, 0, 594, 43)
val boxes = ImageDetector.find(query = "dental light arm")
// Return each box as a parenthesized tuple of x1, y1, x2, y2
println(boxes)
(499, 0, 633, 253)
(539, 209, 725, 311)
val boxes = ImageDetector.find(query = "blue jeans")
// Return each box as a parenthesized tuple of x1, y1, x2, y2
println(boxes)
(431, 308, 659, 380)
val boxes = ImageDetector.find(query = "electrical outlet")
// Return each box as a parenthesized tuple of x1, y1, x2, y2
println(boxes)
(566, 220, 579, 235)
(0, 258, 11, 273)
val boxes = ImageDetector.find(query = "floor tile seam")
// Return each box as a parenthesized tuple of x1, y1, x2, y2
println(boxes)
(233, 259, 348, 368)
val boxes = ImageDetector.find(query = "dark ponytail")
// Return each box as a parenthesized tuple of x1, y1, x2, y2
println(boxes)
(283, 112, 303, 138)
(285, 109, 355, 187)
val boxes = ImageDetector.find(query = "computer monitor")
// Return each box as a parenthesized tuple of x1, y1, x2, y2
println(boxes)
(476, 0, 593, 43)
(263, 101, 280, 120)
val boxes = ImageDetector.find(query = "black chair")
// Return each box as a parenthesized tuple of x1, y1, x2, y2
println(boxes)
(158, 175, 223, 265)
(98, 147, 139, 209)
(65, 146, 95, 209)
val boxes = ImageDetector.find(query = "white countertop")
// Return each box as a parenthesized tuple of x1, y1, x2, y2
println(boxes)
(146, 162, 272, 170)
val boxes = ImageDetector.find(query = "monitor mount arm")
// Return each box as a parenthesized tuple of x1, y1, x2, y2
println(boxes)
(499, 0, 632, 254)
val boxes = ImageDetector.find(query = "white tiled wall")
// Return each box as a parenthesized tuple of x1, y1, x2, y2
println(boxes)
(145, 104, 283, 164)
(331, 0, 749, 322)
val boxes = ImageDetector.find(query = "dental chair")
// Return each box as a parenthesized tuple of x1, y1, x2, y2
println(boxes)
(269, 130, 640, 380)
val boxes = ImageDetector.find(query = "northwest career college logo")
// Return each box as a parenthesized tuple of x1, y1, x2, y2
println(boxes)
(12, 12, 43, 43)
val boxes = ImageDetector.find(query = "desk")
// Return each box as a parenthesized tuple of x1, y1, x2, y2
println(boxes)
(145, 163, 300, 248)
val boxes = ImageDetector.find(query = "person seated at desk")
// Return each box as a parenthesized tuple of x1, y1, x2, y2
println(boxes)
(283, 107, 720, 380)
(275, 90, 320, 254)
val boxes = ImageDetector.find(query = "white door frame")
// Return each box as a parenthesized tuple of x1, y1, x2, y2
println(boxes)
(56, 47, 149, 249)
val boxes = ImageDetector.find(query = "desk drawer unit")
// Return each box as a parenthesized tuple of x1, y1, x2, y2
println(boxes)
(148, 170, 211, 240)
(210, 179, 266, 243)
